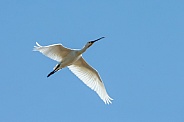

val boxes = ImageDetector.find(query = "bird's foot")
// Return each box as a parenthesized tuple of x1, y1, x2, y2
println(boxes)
(47, 70, 56, 77)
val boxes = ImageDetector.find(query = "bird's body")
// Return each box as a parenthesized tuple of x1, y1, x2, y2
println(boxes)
(54, 49, 81, 70)
(33, 37, 113, 104)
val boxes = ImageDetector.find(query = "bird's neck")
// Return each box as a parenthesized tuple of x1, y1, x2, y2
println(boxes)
(79, 45, 88, 54)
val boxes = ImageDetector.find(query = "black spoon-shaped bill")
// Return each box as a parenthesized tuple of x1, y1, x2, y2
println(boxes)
(91, 37, 105, 43)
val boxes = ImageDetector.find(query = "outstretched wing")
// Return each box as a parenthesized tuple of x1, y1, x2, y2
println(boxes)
(68, 57, 113, 104)
(33, 42, 71, 62)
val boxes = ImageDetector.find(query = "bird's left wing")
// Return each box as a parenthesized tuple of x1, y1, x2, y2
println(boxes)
(68, 57, 113, 104)
(33, 42, 71, 62)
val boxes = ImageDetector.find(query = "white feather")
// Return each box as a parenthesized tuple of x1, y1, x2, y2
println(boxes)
(68, 57, 113, 104)
(33, 42, 71, 62)
(33, 37, 113, 104)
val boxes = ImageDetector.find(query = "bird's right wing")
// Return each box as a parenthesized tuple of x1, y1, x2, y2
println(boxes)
(68, 57, 113, 104)
(33, 42, 71, 62)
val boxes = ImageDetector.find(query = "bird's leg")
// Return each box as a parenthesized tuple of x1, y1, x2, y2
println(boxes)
(47, 70, 56, 77)
(47, 64, 61, 78)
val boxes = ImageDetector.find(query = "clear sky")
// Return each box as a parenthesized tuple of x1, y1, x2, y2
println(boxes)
(0, 0, 184, 122)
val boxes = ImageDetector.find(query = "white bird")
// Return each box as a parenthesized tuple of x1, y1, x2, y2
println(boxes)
(33, 37, 113, 104)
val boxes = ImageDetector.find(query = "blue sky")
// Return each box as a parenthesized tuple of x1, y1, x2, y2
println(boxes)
(0, 0, 184, 122)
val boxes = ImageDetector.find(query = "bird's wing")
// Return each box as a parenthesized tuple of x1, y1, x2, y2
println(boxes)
(33, 42, 71, 62)
(68, 57, 113, 104)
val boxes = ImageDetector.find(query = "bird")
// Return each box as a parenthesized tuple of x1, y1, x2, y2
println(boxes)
(33, 37, 113, 104)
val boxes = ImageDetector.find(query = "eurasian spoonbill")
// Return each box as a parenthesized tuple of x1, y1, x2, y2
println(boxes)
(33, 37, 113, 104)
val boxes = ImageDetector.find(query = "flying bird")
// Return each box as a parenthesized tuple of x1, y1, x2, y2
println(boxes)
(33, 37, 113, 104)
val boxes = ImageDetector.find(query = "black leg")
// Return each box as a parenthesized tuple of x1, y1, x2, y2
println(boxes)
(47, 70, 56, 77)
(47, 64, 62, 78)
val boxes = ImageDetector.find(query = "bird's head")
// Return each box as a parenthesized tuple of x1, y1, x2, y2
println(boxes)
(86, 37, 105, 48)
